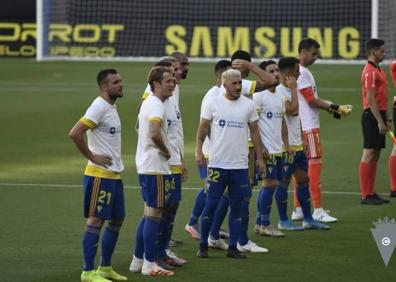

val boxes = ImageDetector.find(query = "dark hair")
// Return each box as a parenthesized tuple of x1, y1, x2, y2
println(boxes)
(148, 66, 172, 92)
(231, 50, 251, 62)
(278, 57, 300, 72)
(154, 61, 172, 67)
(96, 69, 118, 87)
(259, 60, 277, 70)
(366, 38, 385, 53)
(298, 38, 320, 53)
(214, 60, 232, 74)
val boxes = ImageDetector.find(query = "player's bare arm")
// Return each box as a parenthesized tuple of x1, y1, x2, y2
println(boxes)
(149, 119, 171, 159)
(232, 59, 276, 91)
(285, 76, 299, 115)
(69, 121, 113, 168)
(248, 121, 265, 174)
(367, 89, 388, 135)
(195, 118, 210, 166)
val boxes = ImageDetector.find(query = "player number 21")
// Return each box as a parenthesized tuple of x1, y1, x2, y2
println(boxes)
(98, 191, 111, 205)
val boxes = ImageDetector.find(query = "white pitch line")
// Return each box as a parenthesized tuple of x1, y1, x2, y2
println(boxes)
(0, 182, 366, 196)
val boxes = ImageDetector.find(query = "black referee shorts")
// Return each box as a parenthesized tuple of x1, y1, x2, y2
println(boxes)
(361, 109, 386, 149)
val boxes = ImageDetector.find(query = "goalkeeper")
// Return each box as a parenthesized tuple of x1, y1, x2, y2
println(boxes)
(291, 38, 352, 223)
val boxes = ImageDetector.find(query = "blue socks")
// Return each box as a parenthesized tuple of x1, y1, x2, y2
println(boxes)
(100, 222, 122, 266)
(82, 225, 101, 271)
(238, 198, 250, 246)
(200, 196, 220, 246)
(210, 195, 229, 239)
(259, 187, 275, 227)
(228, 203, 242, 248)
(188, 189, 207, 226)
(275, 184, 288, 221)
(143, 216, 160, 262)
(296, 184, 313, 220)
(256, 189, 264, 226)
(134, 218, 145, 259)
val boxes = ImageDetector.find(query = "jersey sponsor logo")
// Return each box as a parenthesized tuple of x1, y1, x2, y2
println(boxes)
(219, 119, 226, 128)
(109, 127, 116, 135)
(266, 111, 283, 119)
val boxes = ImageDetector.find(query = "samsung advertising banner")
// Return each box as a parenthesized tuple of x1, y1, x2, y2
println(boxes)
(1, 0, 372, 60)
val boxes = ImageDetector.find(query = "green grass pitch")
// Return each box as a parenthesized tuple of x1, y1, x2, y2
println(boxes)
(0, 59, 395, 281)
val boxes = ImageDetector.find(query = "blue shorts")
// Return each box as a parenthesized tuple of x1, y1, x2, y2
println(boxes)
(198, 164, 208, 179)
(207, 168, 251, 207)
(283, 151, 308, 178)
(139, 174, 173, 208)
(167, 173, 182, 205)
(265, 154, 284, 181)
(83, 176, 125, 220)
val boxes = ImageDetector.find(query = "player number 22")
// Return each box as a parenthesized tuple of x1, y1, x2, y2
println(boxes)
(208, 169, 220, 183)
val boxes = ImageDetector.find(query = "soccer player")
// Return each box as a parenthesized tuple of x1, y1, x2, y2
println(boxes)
(69, 69, 127, 282)
(185, 60, 232, 251)
(133, 57, 187, 266)
(130, 66, 175, 276)
(293, 38, 352, 222)
(276, 57, 330, 231)
(196, 68, 266, 259)
(230, 50, 276, 253)
(388, 56, 396, 198)
(253, 59, 303, 237)
(359, 39, 391, 204)
(171, 51, 189, 80)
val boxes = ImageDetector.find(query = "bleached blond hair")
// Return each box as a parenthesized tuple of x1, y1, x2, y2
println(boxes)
(221, 68, 241, 84)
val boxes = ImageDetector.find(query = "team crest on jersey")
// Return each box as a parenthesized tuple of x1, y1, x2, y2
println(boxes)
(219, 119, 226, 128)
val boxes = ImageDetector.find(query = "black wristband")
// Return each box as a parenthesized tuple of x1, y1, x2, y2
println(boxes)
(329, 104, 340, 111)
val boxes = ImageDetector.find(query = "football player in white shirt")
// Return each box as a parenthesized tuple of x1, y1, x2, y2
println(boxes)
(229, 50, 278, 252)
(293, 38, 352, 223)
(185, 60, 232, 247)
(195, 69, 267, 259)
(134, 57, 187, 267)
(253, 60, 305, 238)
(276, 57, 330, 231)
(69, 69, 127, 282)
(130, 66, 176, 276)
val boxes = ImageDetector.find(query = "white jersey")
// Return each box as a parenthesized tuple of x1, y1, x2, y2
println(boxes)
(276, 84, 303, 147)
(165, 95, 184, 166)
(200, 85, 221, 156)
(202, 94, 258, 169)
(81, 96, 124, 172)
(136, 95, 171, 174)
(253, 90, 285, 154)
(297, 65, 320, 130)
(141, 84, 183, 166)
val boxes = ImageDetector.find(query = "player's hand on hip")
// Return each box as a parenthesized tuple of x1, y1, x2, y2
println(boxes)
(160, 150, 171, 160)
(91, 154, 113, 168)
